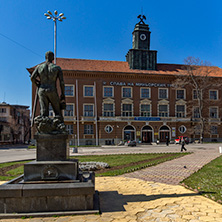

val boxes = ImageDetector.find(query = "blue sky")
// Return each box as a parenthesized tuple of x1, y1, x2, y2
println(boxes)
(1, 0, 222, 107)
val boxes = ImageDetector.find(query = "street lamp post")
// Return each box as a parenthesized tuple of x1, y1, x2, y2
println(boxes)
(44, 10, 66, 64)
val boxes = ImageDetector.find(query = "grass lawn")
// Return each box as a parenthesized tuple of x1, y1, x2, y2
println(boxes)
(182, 155, 222, 204)
(0, 153, 188, 180)
(0, 161, 30, 181)
(75, 153, 189, 176)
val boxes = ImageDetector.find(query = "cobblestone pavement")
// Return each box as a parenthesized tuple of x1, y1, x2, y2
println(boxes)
(1, 177, 222, 222)
(0, 144, 222, 221)
(123, 148, 221, 185)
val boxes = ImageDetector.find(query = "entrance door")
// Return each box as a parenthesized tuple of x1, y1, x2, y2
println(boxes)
(124, 125, 135, 141)
(142, 132, 152, 143)
(124, 131, 135, 141)
(142, 125, 153, 143)
(159, 125, 170, 142)
(160, 132, 169, 142)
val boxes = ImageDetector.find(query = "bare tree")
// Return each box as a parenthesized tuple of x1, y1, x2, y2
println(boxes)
(174, 56, 217, 142)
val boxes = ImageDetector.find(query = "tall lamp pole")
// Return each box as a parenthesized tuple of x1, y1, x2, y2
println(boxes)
(44, 10, 66, 64)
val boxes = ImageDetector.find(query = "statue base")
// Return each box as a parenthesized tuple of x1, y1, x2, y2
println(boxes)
(0, 133, 97, 216)
(0, 174, 97, 215)
(24, 160, 78, 181)
(35, 134, 69, 161)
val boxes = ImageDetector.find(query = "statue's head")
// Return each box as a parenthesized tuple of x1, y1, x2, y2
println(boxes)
(45, 51, 54, 62)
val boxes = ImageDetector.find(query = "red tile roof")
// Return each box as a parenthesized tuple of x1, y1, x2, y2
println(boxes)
(56, 58, 185, 75)
(28, 58, 222, 77)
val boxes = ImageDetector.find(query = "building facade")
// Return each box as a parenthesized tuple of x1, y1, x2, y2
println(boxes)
(29, 16, 222, 145)
(0, 102, 30, 144)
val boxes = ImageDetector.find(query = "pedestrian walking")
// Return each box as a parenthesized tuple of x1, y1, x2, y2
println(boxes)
(166, 136, 169, 146)
(181, 139, 187, 152)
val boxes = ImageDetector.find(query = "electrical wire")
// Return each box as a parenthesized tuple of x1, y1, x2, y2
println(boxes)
(0, 32, 42, 58)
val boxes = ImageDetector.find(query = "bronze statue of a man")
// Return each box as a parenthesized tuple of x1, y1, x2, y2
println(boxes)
(31, 51, 65, 120)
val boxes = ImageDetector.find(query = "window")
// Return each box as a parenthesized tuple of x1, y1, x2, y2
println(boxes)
(176, 90, 185, 99)
(179, 125, 187, 134)
(193, 89, 197, 99)
(158, 105, 168, 117)
(210, 107, 218, 118)
(141, 88, 150, 98)
(211, 126, 218, 135)
(209, 90, 218, 100)
(122, 104, 133, 116)
(193, 90, 202, 100)
(84, 125, 93, 134)
(122, 87, 132, 98)
(194, 125, 201, 135)
(193, 107, 200, 118)
(176, 105, 185, 118)
(0, 108, 6, 113)
(84, 104, 94, 116)
(64, 104, 74, 116)
(84, 86, 94, 97)
(193, 90, 197, 100)
(140, 104, 151, 117)
(0, 117, 6, 122)
(86, 140, 93, 145)
(159, 88, 168, 99)
(104, 125, 113, 133)
(65, 85, 74, 96)
(103, 103, 114, 117)
(104, 86, 113, 97)
(66, 124, 73, 134)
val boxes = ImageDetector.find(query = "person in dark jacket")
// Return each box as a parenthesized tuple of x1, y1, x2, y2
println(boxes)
(181, 139, 187, 152)
(166, 136, 169, 146)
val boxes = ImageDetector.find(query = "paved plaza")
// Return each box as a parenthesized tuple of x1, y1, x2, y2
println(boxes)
(0, 143, 222, 221)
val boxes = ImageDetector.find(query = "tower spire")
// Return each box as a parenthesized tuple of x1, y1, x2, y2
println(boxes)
(125, 15, 157, 70)
(137, 14, 146, 24)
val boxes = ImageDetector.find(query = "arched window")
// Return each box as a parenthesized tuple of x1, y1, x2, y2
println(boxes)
(160, 125, 170, 131)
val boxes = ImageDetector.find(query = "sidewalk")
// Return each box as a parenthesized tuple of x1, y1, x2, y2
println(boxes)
(123, 148, 221, 185)
(1, 177, 222, 221)
(0, 144, 28, 149)
(0, 144, 222, 221)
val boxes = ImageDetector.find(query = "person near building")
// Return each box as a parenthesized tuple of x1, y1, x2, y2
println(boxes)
(181, 139, 187, 152)
(166, 136, 169, 146)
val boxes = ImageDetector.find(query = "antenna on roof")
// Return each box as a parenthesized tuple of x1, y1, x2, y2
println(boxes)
(3, 92, 6, 103)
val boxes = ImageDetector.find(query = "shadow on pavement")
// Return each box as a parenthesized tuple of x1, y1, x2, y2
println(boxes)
(99, 190, 201, 212)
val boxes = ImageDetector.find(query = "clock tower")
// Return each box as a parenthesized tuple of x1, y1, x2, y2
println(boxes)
(126, 15, 157, 70)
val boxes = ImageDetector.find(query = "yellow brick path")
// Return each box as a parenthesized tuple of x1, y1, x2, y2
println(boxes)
(1, 177, 222, 222)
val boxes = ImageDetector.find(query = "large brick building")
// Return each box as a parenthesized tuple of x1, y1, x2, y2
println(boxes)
(28, 16, 222, 145)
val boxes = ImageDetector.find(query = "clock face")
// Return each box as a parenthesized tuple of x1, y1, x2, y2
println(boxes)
(140, 34, 146, 41)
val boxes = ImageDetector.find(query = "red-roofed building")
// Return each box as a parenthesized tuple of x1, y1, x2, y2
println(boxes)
(28, 16, 222, 145)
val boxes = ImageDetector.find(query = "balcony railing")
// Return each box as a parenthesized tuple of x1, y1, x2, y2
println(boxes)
(99, 116, 191, 122)
(81, 116, 96, 121)
(63, 116, 76, 122)
(209, 118, 220, 122)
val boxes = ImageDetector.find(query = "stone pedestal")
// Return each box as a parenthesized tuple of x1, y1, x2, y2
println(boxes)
(0, 178, 95, 213)
(24, 134, 76, 182)
(0, 133, 97, 216)
(24, 160, 78, 181)
(35, 134, 69, 161)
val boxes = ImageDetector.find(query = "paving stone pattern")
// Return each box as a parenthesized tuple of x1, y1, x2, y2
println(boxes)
(1, 177, 222, 221)
(0, 144, 222, 221)
(123, 149, 221, 185)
